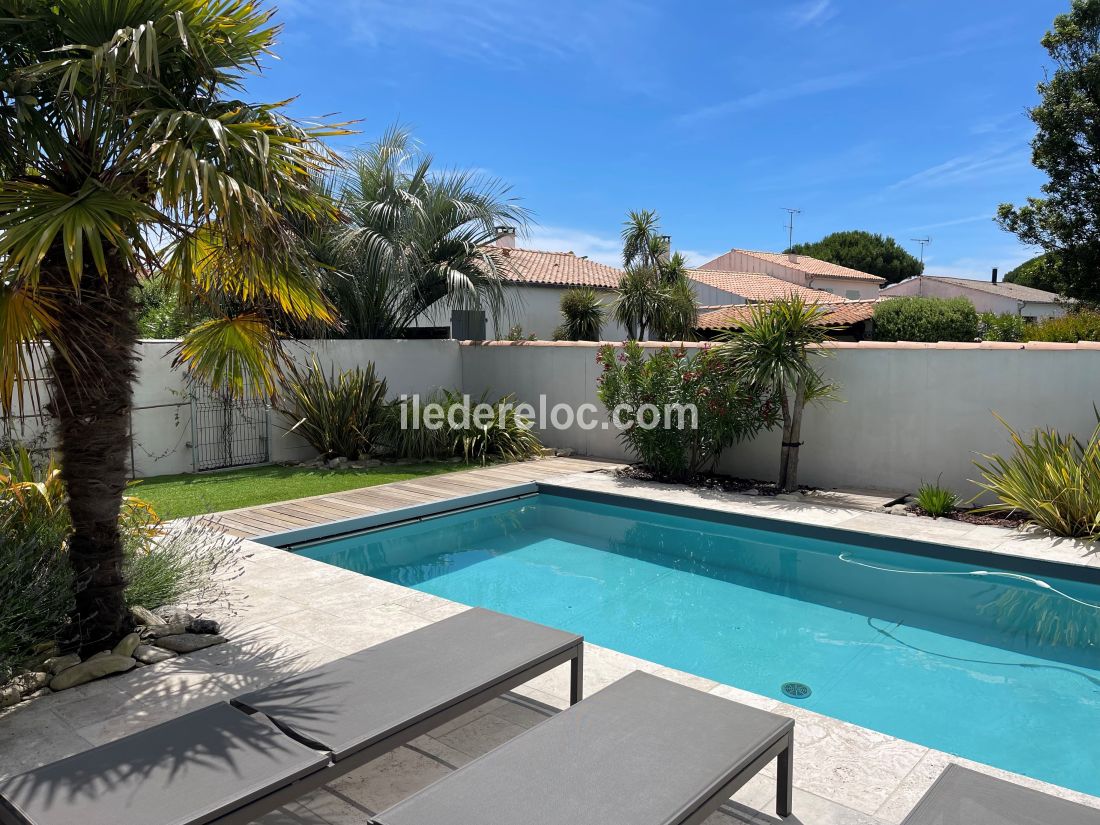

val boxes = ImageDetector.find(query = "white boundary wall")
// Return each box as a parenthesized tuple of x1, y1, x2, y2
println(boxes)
(459, 340, 1100, 499)
(7, 337, 1100, 500)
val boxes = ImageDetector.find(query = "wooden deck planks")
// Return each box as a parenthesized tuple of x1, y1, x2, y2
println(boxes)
(203, 457, 617, 540)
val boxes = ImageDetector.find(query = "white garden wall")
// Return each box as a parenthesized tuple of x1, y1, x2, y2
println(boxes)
(7, 336, 1099, 502)
(459, 340, 1100, 500)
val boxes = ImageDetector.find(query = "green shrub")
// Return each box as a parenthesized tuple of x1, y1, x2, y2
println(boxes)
(596, 342, 779, 480)
(0, 445, 239, 682)
(386, 390, 543, 464)
(914, 480, 958, 518)
(873, 297, 978, 342)
(977, 312, 1029, 342)
(972, 414, 1100, 538)
(276, 357, 389, 459)
(558, 288, 605, 341)
(1024, 309, 1100, 342)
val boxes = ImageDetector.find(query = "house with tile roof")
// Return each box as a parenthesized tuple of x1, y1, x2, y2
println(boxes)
(695, 299, 880, 340)
(410, 229, 631, 340)
(697, 249, 886, 300)
(879, 273, 1068, 320)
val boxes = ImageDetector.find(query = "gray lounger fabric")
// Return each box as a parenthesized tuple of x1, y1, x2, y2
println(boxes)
(901, 764, 1100, 825)
(0, 703, 328, 825)
(232, 607, 581, 760)
(371, 670, 795, 825)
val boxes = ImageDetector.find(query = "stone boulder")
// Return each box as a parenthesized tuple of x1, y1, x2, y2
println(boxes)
(49, 655, 135, 691)
(153, 634, 227, 654)
(42, 653, 80, 676)
(112, 632, 142, 658)
(133, 645, 177, 665)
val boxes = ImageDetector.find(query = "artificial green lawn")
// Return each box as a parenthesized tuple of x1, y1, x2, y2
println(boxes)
(132, 462, 466, 519)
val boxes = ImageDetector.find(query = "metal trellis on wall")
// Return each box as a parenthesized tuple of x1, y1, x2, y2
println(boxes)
(188, 378, 270, 472)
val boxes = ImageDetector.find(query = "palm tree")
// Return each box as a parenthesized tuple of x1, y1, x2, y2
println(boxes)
(719, 296, 838, 491)
(0, 0, 348, 650)
(557, 287, 605, 340)
(614, 211, 697, 340)
(322, 127, 529, 338)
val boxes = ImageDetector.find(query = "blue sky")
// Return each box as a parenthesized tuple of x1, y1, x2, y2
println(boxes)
(247, 0, 1063, 278)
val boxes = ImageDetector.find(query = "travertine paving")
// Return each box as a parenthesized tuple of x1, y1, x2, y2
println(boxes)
(1, 470, 1097, 824)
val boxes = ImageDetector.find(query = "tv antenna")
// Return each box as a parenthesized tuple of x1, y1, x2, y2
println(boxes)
(783, 208, 801, 251)
(911, 236, 931, 265)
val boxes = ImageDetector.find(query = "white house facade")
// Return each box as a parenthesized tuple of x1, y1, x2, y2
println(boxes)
(879, 275, 1067, 320)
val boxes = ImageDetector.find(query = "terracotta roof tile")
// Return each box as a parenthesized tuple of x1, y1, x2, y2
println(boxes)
(490, 247, 623, 288)
(696, 299, 880, 330)
(730, 249, 886, 283)
(687, 269, 847, 303)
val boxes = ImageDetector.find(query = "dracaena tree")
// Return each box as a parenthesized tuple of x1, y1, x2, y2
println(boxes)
(719, 296, 838, 492)
(614, 210, 697, 341)
(0, 0, 348, 650)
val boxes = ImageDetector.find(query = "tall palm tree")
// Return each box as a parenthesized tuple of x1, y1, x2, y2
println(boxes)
(614, 211, 697, 340)
(719, 296, 838, 491)
(0, 0, 348, 649)
(323, 127, 529, 338)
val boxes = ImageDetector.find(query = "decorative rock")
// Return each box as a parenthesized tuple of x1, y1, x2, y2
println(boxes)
(885, 504, 910, 516)
(11, 671, 49, 695)
(348, 458, 381, 469)
(554, 448, 575, 457)
(25, 688, 51, 700)
(186, 618, 220, 635)
(744, 488, 760, 496)
(143, 621, 188, 639)
(49, 655, 135, 691)
(775, 492, 803, 502)
(325, 456, 348, 469)
(133, 644, 177, 665)
(112, 632, 142, 658)
(86, 650, 112, 661)
(160, 609, 195, 625)
(130, 606, 166, 627)
(43, 653, 81, 675)
(0, 685, 21, 708)
(153, 634, 227, 654)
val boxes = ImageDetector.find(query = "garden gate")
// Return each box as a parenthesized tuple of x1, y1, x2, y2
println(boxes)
(188, 379, 270, 471)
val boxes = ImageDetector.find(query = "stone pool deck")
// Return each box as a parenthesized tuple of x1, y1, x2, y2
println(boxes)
(1, 468, 1097, 824)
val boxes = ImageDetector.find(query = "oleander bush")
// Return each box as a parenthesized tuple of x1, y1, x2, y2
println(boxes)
(596, 341, 779, 480)
(276, 357, 389, 460)
(873, 297, 979, 342)
(972, 414, 1100, 538)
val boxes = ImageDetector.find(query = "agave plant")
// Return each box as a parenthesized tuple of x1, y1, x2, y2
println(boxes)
(972, 413, 1100, 538)
(914, 479, 958, 518)
(276, 358, 389, 460)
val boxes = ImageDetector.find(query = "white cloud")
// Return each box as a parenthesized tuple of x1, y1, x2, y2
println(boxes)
(905, 214, 994, 232)
(524, 225, 622, 267)
(886, 146, 1030, 192)
(675, 71, 865, 126)
(679, 249, 724, 267)
(788, 0, 837, 28)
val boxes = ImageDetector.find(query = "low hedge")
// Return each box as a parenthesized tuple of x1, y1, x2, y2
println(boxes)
(873, 297, 979, 342)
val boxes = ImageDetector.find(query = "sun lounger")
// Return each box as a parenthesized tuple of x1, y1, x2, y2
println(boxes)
(370, 670, 797, 825)
(901, 764, 1100, 825)
(0, 608, 583, 825)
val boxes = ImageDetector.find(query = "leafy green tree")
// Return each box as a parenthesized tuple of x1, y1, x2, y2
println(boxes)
(873, 297, 979, 342)
(1002, 254, 1063, 294)
(997, 0, 1100, 301)
(0, 0, 347, 649)
(613, 211, 697, 340)
(557, 287, 605, 341)
(786, 230, 922, 284)
(322, 126, 528, 338)
(720, 296, 838, 492)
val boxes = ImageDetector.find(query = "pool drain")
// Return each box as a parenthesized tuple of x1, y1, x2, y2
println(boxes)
(781, 681, 812, 700)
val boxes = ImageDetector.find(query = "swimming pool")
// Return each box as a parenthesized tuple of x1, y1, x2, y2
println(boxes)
(291, 488, 1100, 796)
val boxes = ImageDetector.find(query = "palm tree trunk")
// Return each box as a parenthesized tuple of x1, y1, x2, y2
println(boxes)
(45, 253, 139, 652)
(781, 376, 808, 492)
(777, 390, 793, 490)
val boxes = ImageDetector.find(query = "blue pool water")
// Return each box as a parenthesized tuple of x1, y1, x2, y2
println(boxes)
(296, 493, 1100, 795)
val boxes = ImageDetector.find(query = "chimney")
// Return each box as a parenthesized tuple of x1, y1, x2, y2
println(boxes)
(658, 234, 671, 264)
(991, 267, 998, 284)
(494, 226, 516, 249)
